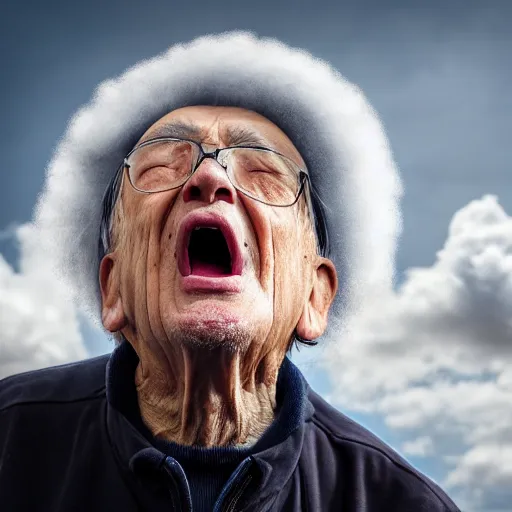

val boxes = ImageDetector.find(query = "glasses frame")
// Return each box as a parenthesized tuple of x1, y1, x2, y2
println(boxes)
(122, 136, 311, 208)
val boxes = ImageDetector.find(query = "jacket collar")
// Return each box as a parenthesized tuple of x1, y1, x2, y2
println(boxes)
(105, 340, 314, 508)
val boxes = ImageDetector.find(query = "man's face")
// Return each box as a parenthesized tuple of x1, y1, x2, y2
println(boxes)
(101, 106, 336, 359)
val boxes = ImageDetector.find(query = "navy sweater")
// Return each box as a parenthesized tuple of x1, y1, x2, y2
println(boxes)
(0, 342, 461, 511)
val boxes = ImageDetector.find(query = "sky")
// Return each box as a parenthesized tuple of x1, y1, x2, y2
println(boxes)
(1, 1, 511, 510)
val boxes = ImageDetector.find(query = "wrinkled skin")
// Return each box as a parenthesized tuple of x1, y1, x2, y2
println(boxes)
(100, 106, 338, 447)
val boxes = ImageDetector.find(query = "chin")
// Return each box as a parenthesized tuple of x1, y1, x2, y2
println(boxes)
(166, 303, 255, 354)
(180, 326, 251, 354)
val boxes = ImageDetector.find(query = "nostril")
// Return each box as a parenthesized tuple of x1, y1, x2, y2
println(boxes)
(189, 186, 201, 200)
(216, 188, 232, 201)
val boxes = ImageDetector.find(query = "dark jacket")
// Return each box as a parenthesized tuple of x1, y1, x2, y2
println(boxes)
(0, 343, 460, 512)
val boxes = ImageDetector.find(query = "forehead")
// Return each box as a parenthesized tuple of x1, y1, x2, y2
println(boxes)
(138, 106, 305, 166)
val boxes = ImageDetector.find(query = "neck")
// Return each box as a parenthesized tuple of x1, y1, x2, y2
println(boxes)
(133, 342, 283, 447)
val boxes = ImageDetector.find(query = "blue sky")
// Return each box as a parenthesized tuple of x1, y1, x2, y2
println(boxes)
(1, 2, 511, 510)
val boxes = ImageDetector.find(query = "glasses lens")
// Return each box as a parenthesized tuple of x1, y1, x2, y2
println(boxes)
(222, 148, 301, 206)
(127, 140, 196, 192)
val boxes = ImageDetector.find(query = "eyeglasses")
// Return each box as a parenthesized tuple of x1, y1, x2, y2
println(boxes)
(122, 137, 310, 207)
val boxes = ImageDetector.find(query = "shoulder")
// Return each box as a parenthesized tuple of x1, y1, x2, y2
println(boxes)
(306, 388, 461, 512)
(0, 354, 109, 413)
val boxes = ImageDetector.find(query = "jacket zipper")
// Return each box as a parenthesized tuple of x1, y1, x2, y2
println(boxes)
(213, 458, 253, 512)
(224, 472, 253, 512)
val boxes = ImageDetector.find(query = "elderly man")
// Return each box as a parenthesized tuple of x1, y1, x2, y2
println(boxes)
(0, 34, 459, 511)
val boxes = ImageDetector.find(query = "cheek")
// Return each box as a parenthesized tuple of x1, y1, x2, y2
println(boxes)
(117, 223, 151, 325)
(270, 209, 314, 322)
(117, 195, 177, 321)
(273, 229, 307, 292)
(237, 195, 272, 284)
(241, 196, 314, 303)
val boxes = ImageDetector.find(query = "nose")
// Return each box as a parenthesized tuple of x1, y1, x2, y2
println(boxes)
(182, 158, 236, 205)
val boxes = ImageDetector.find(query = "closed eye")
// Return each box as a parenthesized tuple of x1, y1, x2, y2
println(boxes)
(247, 168, 282, 175)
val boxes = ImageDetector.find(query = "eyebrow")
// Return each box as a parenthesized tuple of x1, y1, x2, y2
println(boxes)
(222, 125, 270, 148)
(139, 121, 272, 149)
(139, 121, 203, 144)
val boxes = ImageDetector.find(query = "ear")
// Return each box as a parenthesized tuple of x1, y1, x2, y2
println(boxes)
(99, 253, 127, 333)
(296, 257, 338, 341)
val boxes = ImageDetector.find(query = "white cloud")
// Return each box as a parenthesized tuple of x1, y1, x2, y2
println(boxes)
(402, 436, 434, 457)
(323, 195, 512, 512)
(0, 224, 87, 380)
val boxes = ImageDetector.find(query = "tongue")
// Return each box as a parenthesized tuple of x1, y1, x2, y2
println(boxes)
(190, 260, 229, 277)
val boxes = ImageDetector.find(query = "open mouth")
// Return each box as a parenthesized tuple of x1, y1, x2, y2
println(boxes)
(177, 213, 243, 279)
(188, 227, 232, 276)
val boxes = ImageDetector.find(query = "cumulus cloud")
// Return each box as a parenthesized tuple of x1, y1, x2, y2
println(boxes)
(0, 224, 87, 380)
(401, 436, 434, 457)
(322, 195, 512, 512)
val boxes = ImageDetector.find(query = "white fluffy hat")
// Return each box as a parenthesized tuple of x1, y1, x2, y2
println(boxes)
(34, 31, 402, 331)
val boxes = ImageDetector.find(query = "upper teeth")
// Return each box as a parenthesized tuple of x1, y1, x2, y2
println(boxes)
(194, 227, 218, 230)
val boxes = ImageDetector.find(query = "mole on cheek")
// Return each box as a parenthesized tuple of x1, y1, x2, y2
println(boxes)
(244, 242, 248, 248)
